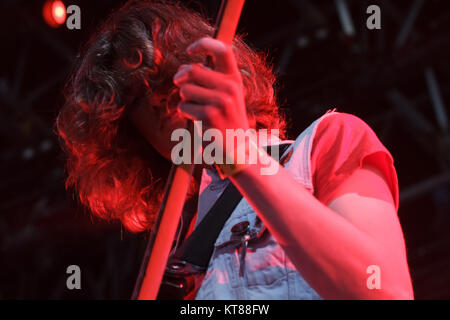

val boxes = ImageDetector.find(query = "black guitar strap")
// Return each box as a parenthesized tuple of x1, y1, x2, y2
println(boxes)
(169, 143, 292, 271)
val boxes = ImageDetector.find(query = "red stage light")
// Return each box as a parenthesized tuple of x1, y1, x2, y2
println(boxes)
(42, 0, 67, 28)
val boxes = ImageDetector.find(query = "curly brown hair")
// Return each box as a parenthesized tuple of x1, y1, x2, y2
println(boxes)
(56, 0, 287, 232)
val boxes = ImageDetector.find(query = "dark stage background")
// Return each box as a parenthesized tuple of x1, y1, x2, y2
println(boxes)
(1, 0, 449, 299)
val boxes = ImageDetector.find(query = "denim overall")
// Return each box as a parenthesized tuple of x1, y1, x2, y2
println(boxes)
(194, 109, 337, 300)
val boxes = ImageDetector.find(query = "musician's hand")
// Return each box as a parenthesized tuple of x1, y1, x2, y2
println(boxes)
(173, 37, 250, 136)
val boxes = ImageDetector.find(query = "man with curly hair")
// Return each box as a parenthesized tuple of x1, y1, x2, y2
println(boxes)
(57, 0, 413, 299)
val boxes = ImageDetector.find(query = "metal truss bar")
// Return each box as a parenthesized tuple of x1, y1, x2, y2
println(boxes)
(289, 0, 326, 26)
(395, 0, 425, 48)
(277, 43, 296, 75)
(387, 90, 435, 135)
(424, 67, 448, 133)
(253, 20, 307, 48)
(20, 71, 68, 107)
(399, 172, 450, 203)
(12, 43, 29, 101)
(335, 0, 355, 37)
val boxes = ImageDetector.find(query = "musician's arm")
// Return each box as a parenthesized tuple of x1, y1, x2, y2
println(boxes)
(172, 37, 414, 299)
(230, 161, 414, 300)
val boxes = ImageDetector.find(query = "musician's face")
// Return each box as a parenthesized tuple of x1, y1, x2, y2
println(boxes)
(129, 92, 188, 161)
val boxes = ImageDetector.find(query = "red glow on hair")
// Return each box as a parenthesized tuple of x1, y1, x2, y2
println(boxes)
(122, 50, 143, 69)
(43, 0, 66, 28)
(56, 1, 287, 233)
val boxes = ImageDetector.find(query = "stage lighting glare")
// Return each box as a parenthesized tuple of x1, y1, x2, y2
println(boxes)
(42, 0, 67, 28)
